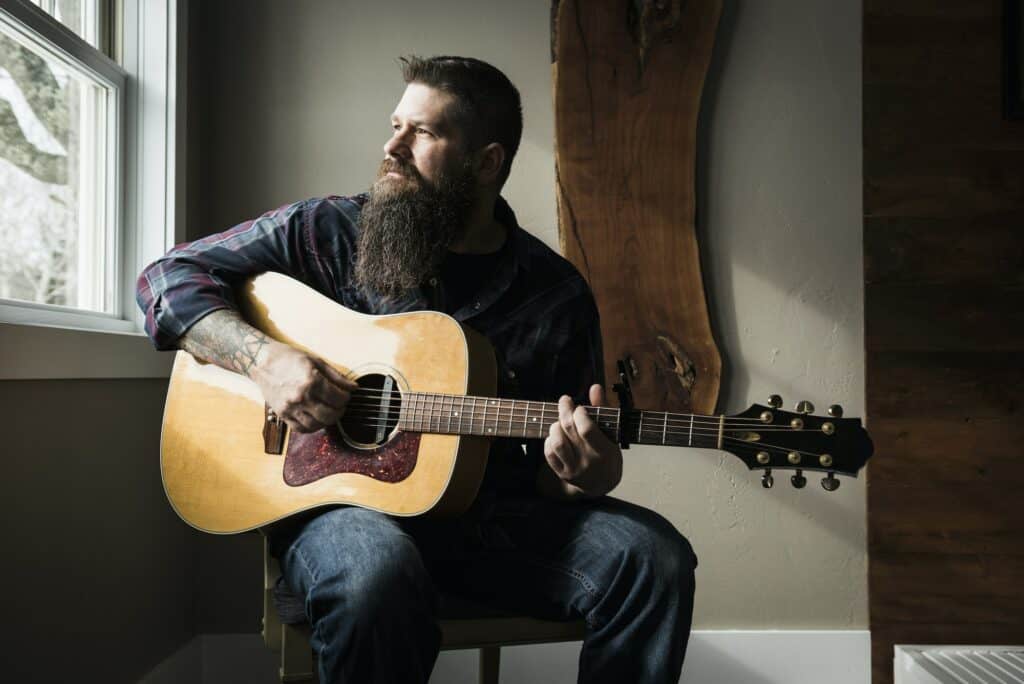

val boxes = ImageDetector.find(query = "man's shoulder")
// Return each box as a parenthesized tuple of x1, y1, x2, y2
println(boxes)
(514, 227, 592, 302)
(303, 193, 369, 222)
(285, 194, 368, 250)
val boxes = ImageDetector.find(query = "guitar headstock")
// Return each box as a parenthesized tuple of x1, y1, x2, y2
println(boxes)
(723, 396, 873, 491)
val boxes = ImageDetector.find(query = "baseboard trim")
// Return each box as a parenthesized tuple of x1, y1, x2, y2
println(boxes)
(683, 630, 870, 684)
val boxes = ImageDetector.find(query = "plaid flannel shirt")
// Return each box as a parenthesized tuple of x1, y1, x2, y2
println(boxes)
(137, 194, 605, 496)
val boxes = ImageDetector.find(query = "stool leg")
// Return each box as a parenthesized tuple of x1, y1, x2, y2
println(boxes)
(280, 624, 315, 683)
(479, 646, 500, 684)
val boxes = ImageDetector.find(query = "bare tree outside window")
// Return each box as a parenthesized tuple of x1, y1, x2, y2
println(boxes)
(0, 0, 111, 312)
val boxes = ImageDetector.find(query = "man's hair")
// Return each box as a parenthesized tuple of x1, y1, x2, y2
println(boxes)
(400, 55, 523, 188)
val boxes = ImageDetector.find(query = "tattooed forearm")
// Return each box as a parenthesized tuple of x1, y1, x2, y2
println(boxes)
(178, 309, 272, 377)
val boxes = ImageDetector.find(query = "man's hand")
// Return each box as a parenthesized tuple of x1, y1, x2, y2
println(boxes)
(541, 384, 623, 499)
(250, 342, 357, 433)
(179, 309, 356, 433)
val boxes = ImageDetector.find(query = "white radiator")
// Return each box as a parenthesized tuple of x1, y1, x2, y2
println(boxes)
(896, 645, 1024, 684)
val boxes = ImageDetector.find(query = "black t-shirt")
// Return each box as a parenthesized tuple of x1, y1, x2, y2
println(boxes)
(438, 249, 504, 316)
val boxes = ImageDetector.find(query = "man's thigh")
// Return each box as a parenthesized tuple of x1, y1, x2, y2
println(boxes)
(419, 496, 698, 626)
(269, 506, 435, 607)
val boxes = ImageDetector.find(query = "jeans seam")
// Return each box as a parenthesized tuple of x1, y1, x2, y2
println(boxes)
(518, 555, 606, 629)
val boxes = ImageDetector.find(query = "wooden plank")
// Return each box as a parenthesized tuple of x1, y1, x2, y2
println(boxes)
(864, 1, 998, 20)
(864, 86, 1024, 150)
(866, 351, 1024, 419)
(864, 3, 1024, 681)
(867, 417, 1024, 485)
(552, 0, 722, 415)
(864, 13, 1001, 88)
(865, 216, 1024, 286)
(864, 148, 1024, 217)
(871, 553, 1024, 625)
(869, 483, 1024, 556)
(865, 284, 1024, 352)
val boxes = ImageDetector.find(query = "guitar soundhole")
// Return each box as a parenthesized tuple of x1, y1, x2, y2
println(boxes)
(338, 373, 403, 448)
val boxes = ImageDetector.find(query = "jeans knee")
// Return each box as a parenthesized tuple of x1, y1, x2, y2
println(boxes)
(607, 509, 697, 596)
(287, 508, 437, 627)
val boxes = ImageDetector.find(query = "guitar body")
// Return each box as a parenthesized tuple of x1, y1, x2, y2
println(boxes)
(160, 272, 496, 534)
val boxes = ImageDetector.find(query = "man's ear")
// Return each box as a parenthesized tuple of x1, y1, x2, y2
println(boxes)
(475, 142, 506, 186)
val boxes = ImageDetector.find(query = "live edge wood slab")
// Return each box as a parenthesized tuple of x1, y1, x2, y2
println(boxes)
(552, 0, 723, 415)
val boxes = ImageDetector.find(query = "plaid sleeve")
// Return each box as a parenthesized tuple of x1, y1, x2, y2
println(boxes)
(136, 200, 321, 350)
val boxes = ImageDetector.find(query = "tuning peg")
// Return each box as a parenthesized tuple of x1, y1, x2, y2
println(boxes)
(761, 469, 774, 489)
(821, 472, 841, 491)
(827, 404, 844, 418)
(796, 400, 815, 415)
(791, 470, 807, 489)
(768, 394, 783, 408)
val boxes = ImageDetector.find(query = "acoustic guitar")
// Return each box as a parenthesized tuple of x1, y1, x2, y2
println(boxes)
(160, 272, 873, 534)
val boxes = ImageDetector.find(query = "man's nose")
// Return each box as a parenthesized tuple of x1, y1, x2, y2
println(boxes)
(383, 130, 411, 160)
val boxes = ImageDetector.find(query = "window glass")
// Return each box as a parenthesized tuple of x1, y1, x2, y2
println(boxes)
(0, 18, 113, 312)
(28, 0, 102, 51)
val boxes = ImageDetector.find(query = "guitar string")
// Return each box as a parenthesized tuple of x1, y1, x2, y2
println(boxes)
(335, 404, 832, 435)
(336, 396, 805, 430)
(335, 398, 830, 432)
(323, 411, 830, 460)
(338, 386, 789, 426)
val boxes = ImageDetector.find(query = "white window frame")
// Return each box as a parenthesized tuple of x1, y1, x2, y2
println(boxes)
(0, 0, 185, 379)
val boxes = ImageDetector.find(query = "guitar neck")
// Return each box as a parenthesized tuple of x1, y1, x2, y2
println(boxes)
(395, 392, 725, 449)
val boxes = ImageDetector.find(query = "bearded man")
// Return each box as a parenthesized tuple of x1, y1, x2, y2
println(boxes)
(137, 56, 697, 684)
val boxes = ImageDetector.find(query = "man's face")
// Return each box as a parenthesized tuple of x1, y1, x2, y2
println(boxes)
(376, 83, 470, 193)
(354, 83, 478, 299)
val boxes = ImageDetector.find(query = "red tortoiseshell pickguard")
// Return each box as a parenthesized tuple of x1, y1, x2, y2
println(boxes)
(283, 427, 420, 486)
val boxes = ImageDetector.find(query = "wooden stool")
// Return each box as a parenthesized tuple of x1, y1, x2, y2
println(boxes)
(261, 536, 586, 684)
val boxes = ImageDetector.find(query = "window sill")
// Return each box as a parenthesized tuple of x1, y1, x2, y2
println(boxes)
(0, 322, 173, 380)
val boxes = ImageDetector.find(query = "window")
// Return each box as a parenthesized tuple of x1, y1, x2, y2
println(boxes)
(0, 0, 183, 379)
(0, 0, 122, 319)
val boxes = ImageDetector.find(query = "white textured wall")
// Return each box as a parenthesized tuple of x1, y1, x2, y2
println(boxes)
(194, 0, 865, 644)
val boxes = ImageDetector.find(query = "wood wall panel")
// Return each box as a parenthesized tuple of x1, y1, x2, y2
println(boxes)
(551, 0, 722, 415)
(865, 286, 1024, 352)
(865, 2, 1024, 682)
(868, 418, 1024, 485)
(865, 217, 1024, 285)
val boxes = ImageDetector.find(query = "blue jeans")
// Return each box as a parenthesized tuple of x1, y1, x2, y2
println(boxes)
(269, 495, 698, 684)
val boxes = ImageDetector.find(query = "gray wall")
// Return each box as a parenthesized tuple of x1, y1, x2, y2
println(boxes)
(188, 0, 866, 632)
(0, 379, 193, 682)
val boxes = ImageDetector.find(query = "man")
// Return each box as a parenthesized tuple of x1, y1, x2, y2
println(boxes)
(138, 56, 696, 683)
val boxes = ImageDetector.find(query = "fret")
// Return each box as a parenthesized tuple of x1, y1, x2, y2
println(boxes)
(445, 393, 452, 434)
(662, 412, 668, 445)
(507, 399, 514, 437)
(688, 413, 693, 446)
(459, 395, 466, 435)
(485, 398, 497, 436)
(638, 411, 643, 441)
(469, 395, 476, 436)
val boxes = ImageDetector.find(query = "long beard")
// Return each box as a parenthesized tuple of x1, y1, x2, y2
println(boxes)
(354, 158, 475, 299)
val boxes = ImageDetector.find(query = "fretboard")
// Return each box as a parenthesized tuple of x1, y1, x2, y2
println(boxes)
(395, 392, 724, 449)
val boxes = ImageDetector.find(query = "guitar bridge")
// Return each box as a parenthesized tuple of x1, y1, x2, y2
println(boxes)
(263, 404, 286, 455)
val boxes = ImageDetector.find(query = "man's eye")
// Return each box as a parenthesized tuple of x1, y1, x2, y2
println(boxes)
(416, 128, 433, 136)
